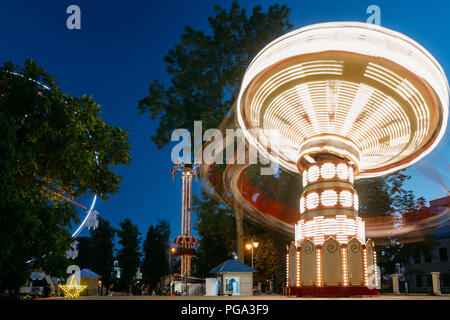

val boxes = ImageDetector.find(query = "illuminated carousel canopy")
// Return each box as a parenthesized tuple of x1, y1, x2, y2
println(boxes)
(237, 22, 449, 178)
(235, 21, 449, 296)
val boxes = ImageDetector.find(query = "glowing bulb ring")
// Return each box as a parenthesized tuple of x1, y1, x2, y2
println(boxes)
(236, 22, 449, 178)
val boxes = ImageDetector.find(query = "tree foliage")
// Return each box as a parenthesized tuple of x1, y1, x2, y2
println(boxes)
(142, 219, 171, 291)
(355, 171, 437, 281)
(0, 60, 131, 292)
(116, 218, 142, 291)
(376, 235, 438, 285)
(244, 223, 290, 287)
(138, 1, 292, 148)
(90, 217, 116, 291)
(74, 236, 93, 270)
(193, 191, 236, 276)
(1, 60, 132, 201)
(355, 171, 425, 217)
(193, 190, 290, 287)
(73, 218, 116, 292)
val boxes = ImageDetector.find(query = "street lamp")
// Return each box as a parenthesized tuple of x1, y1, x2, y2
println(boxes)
(169, 247, 176, 295)
(245, 241, 259, 269)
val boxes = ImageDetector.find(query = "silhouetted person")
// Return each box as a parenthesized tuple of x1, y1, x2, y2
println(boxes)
(43, 283, 50, 298)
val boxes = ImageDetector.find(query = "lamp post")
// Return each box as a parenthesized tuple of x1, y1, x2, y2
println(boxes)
(169, 247, 176, 295)
(245, 241, 259, 269)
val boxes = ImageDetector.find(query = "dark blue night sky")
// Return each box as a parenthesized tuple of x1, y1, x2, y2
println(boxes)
(1, 0, 448, 242)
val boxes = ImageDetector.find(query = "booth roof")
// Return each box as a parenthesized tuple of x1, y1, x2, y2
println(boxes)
(209, 259, 257, 274)
(75, 268, 101, 278)
(30, 272, 45, 280)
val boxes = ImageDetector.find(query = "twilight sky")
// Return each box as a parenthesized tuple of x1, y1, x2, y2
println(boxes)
(1, 0, 448, 242)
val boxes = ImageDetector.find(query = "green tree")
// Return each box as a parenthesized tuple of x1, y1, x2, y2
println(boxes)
(142, 219, 171, 292)
(193, 189, 289, 291)
(193, 191, 236, 276)
(116, 218, 142, 292)
(73, 236, 94, 270)
(355, 171, 424, 217)
(138, 2, 292, 148)
(138, 0, 293, 262)
(355, 171, 437, 283)
(376, 235, 438, 285)
(0, 60, 131, 293)
(90, 217, 116, 294)
(243, 221, 290, 292)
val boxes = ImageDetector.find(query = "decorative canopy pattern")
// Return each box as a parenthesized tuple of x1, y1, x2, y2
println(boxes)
(173, 235, 199, 246)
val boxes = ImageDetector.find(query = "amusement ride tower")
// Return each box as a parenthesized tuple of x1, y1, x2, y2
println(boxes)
(236, 22, 449, 295)
(171, 162, 199, 278)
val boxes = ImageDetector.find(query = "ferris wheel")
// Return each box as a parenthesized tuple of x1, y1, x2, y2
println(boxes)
(40, 183, 99, 239)
(70, 195, 99, 238)
(64, 195, 99, 259)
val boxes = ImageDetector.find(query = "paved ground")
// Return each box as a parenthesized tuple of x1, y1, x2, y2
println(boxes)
(49, 294, 450, 300)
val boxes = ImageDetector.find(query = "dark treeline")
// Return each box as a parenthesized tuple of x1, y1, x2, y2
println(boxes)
(75, 217, 171, 295)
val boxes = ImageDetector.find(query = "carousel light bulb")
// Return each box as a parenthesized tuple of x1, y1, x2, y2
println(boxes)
(300, 196, 306, 213)
(307, 165, 319, 183)
(342, 247, 348, 286)
(339, 190, 353, 207)
(316, 247, 322, 286)
(348, 166, 354, 184)
(320, 163, 336, 179)
(353, 193, 359, 210)
(306, 192, 319, 210)
(321, 189, 338, 207)
(363, 247, 369, 286)
(296, 249, 301, 287)
(286, 252, 290, 286)
(337, 163, 349, 180)
(303, 171, 308, 187)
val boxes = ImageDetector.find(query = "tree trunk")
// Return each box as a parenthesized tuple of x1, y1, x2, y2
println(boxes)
(129, 276, 132, 295)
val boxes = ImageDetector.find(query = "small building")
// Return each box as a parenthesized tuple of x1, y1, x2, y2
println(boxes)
(20, 271, 58, 296)
(405, 197, 450, 293)
(408, 226, 450, 292)
(208, 259, 257, 296)
(74, 268, 101, 296)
